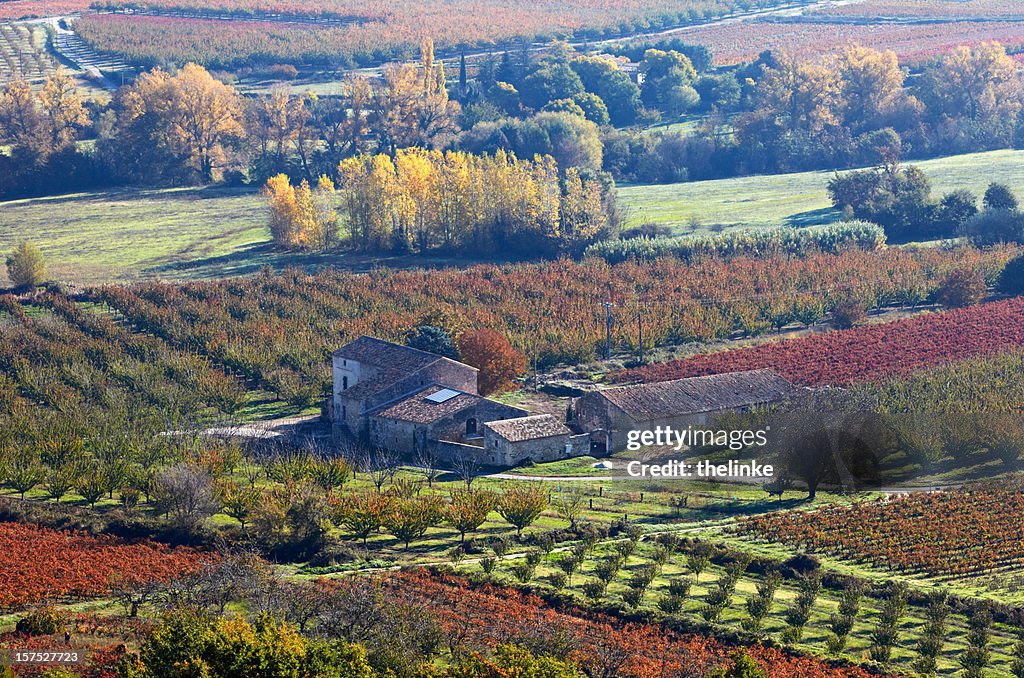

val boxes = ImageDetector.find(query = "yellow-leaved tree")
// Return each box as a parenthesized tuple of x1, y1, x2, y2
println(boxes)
(335, 148, 612, 256)
(118, 63, 244, 182)
(263, 174, 337, 251)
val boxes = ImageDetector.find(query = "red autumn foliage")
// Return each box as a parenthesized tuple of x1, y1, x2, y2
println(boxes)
(456, 329, 527, 395)
(741, 488, 1024, 577)
(613, 297, 1024, 387)
(380, 569, 879, 678)
(0, 522, 208, 610)
(674, 18, 1024, 65)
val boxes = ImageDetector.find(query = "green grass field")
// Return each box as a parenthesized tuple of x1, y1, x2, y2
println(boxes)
(618, 148, 1024, 232)
(5, 149, 1024, 286)
(0, 186, 517, 286)
(0, 186, 267, 285)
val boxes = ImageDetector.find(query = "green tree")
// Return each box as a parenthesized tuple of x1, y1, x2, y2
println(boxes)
(383, 495, 443, 549)
(139, 611, 355, 678)
(497, 483, 548, 535)
(570, 55, 641, 126)
(444, 488, 497, 542)
(640, 49, 698, 114)
(710, 650, 767, 678)
(997, 254, 1024, 296)
(963, 208, 1024, 246)
(985, 182, 1019, 211)
(520, 60, 585, 111)
(405, 325, 458, 359)
(6, 241, 45, 290)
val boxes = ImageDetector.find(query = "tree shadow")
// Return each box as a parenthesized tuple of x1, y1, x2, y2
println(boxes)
(785, 207, 841, 227)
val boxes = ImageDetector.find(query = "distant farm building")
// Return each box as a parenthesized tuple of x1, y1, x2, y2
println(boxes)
(569, 369, 802, 453)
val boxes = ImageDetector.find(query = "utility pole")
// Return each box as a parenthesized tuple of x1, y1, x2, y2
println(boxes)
(601, 302, 616, 360)
(637, 309, 644, 364)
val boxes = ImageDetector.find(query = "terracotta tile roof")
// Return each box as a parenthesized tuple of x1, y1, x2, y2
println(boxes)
(333, 336, 443, 373)
(599, 369, 801, 420)
(484, 414, 571, 442)
(334, 336, 476, 401)
(374, 385, 481, 424)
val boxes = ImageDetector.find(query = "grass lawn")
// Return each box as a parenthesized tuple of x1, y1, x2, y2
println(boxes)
(0, 186, 267, 285)
(618, 148, 1024, 232)
(0, 186, 495, 286)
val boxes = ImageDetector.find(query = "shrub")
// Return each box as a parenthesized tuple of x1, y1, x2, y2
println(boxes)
(963, 208, 1024, 246)
(548, 571, 568, 589)
(938, 268, 987, 308)
(622, 588, 644, 608)
(998, 254, 1024, 297)
(16, 607, 64, 636)
(657, 593, 683, 613)
(830, 300, 867, 329)
(585, 222, 886, 264)
(6, 242, 46, 290)
(667, 578, 692, 598)
(582, 580, 606, 601)
(984, 182, 1018, 211)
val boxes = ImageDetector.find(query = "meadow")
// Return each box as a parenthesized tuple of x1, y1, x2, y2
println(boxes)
(5, 149, 1024, 286)
(618, 149, 1024, 232)
(0, 187, 269, 285)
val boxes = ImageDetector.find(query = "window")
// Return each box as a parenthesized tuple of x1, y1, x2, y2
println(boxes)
(466, 418, 477, 435)
(341, 405, 347, 418)
(342, 376, 348, 390)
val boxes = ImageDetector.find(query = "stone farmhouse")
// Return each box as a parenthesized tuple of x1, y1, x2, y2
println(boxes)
(330, 336, 801, 466)
(330, 336, 585, 465)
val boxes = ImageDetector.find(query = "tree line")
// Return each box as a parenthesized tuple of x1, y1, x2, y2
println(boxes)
(5, 39, 1024, 206)
(265, 148, 618, 255)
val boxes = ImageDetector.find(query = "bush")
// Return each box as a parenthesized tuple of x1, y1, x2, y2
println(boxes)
(6, 241, 46, 290)
(657, 593, 683, 613)
(962, 208, 1024, 247)
(830, 300, 867, 329)
(585, 222, 886, 264)
(984, 182, 1018, 211)
(938, 268, 987, 308)
(998, 254, 1024, 297)
(16, 607, 64, 636)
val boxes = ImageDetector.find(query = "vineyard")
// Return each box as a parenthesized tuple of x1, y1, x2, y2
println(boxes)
(0, 0, 91, 20)
(613, 295, 1024, 388)
(864, 347, 1024, 414)
(676, 18, 1024, 65)
(383, 569, 878, 678)
(739, 488, 1024, 577)
(0, 521, 206, 609)
(72, 0, 796, 68)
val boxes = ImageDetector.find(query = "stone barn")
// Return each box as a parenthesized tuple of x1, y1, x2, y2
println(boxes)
(481, 414, 583, 466)
(569, 369, 802, 453)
